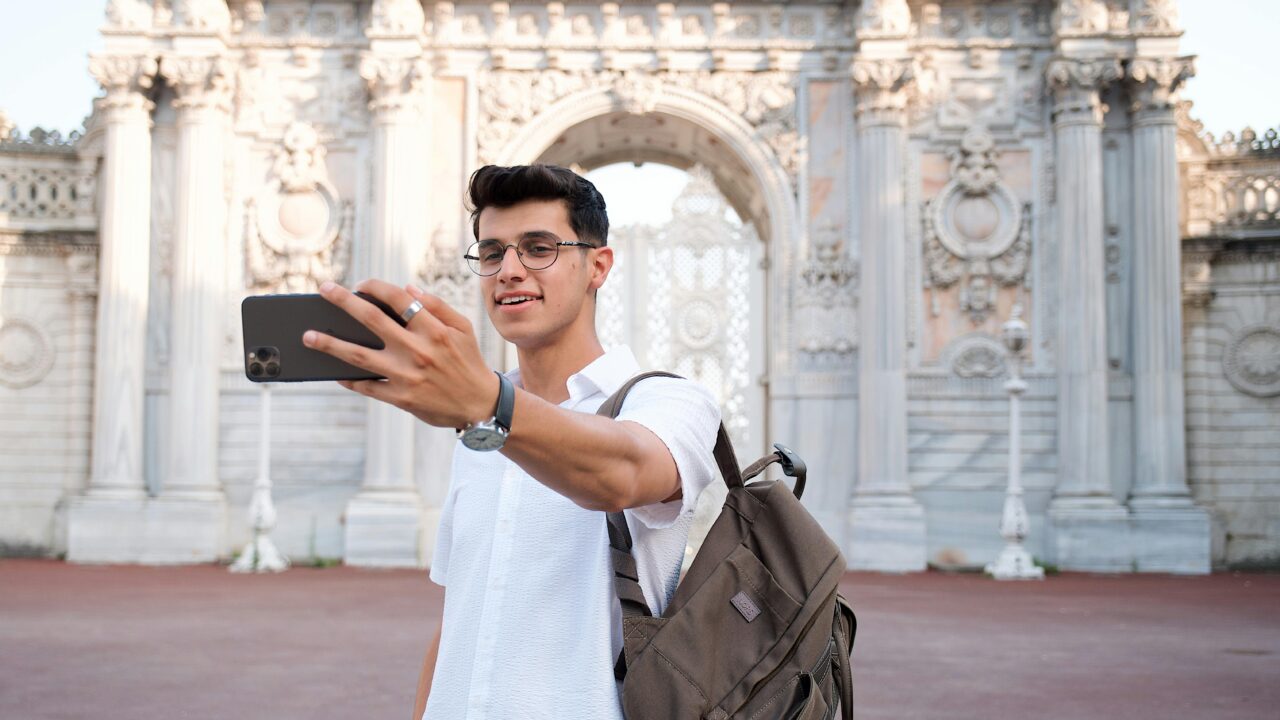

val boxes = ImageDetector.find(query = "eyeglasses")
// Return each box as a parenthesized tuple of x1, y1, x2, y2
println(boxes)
(463, 237, 596, 276)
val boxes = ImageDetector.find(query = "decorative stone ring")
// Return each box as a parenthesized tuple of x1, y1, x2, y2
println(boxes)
(400, 299, 425, 325)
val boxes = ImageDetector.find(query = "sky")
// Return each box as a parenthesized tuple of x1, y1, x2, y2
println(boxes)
(0, 1, 1274, 225)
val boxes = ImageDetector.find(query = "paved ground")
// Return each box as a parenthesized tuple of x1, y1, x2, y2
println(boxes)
(1, 560, 1277, 720)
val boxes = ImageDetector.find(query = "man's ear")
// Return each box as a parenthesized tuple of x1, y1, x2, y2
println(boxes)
(588, 245, 614, 292)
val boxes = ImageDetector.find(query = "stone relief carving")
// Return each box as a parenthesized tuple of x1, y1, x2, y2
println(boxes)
(797, 222, 858, 360)
(172, 0, 231, 31)
(941, 333, 1008, 378)
(0, 317, 56, 389)
(1055, 0, 1109, 35)
(851, 58, 914, 124)
(371, 0, 425, 35)
(360, 55, 431, 115)
(244, 122, 352, 292)
(1131, 0, 1180, 33)
(475, 70, 800, 180)
(1223, 324, 1280, 398)
(417, 228, 478, 318)
(105, 0, 152, 29)
(923, 126, 1030, 325)
(856, 0, 911, 37)
(88, 54, 159, 114)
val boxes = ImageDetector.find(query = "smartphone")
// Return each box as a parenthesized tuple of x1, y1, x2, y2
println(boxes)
(240, 291, 406, 382)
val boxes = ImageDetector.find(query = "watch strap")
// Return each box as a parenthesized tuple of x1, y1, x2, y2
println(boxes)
(494, 370, 515, 433)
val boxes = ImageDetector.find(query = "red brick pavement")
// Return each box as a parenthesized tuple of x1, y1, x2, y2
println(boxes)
(0, 560, 1276, 720)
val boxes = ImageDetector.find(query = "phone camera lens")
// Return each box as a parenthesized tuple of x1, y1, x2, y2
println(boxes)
(265, 363, 281, 378)
(249, 362, 265, 377)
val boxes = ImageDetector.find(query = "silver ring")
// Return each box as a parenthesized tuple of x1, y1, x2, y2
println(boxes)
(400, 299, 424, 324)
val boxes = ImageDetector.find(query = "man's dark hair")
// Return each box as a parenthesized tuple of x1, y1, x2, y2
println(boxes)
(467, 164, 609, 247)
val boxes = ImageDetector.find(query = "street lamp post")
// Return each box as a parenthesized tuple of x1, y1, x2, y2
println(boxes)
(986, 305, 1044, 580)
(231, 382, 289, 573)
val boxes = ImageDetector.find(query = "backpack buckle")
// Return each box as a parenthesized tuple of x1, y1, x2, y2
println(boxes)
(772, 443, 807, 498)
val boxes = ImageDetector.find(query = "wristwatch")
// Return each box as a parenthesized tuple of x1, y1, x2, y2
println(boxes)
(459, 371, 514, 451)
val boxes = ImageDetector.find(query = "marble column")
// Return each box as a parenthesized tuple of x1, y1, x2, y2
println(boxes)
(848, 58, 926, 572)
(1127, 56, 1209, 573)
(67, 55, 158, 563)
(148, 54, 233, 559)
(343, 54, 431, 567)
(1044, 58, 1131, 571)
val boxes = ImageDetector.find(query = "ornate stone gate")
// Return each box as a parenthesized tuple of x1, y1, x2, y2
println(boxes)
(2, 0, 1254, 574)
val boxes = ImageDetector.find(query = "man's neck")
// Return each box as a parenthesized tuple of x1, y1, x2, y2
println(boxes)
(514, 331, 605, 405)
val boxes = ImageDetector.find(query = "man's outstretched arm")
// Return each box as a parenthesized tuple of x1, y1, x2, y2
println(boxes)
(305, 280, 715, 513)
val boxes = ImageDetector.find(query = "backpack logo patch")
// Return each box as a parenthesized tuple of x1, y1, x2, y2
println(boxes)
(730, 591, 761, 622)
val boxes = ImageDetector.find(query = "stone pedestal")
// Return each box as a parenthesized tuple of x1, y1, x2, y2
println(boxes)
(344, 491, 425, 567)
(1044, 58, 1130, 571)
(67, 496, 225, 564)
(1047, 498, 1132, 572)
(344, 51, 431, 567)
(848, 58, 925, 572)
(1126, 57, 1209, 574)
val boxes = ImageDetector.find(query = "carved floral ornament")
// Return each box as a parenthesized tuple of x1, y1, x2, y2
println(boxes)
(1127, 56, 1196, 115)
(797, 221, 858, 359)
(474, 70, 800, 179)
(244, 122, 352, 293)
(88, 54, 158, 114)
(159, 54, 234, 113)
(1054, 0, 1181, 36)
(923, 126, 1030, 326)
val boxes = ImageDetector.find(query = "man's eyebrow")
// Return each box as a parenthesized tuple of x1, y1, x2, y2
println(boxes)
(478, 229, 564, 244)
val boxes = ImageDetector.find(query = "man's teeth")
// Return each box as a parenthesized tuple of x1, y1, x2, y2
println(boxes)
(498, 296, 538, 305)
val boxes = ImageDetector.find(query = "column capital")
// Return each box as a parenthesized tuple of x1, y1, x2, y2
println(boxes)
(851, 58, 913, 126)
(1127, 56, 1195, 122)
(88, 54, 158, 121)
(1046, 56, 1122, 126)
(360, 54, 431, 118)
(160, 54, 234, 116)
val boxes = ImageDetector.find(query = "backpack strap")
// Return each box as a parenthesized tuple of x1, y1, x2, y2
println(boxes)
(597, 370, 744, 680)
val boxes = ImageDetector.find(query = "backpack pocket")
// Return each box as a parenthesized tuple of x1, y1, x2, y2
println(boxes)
(628, 543, 803, 712)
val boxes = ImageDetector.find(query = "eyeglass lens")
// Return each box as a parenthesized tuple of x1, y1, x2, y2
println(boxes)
(468, 238, 561, 275)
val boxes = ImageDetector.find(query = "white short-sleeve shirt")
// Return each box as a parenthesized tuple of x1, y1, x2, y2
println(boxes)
(424, 345, 721, 720)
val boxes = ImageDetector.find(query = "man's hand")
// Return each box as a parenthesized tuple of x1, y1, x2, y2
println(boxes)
(302, 279, 499, 429)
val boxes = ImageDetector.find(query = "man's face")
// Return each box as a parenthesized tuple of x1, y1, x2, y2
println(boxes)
(475, 199, 610, 349)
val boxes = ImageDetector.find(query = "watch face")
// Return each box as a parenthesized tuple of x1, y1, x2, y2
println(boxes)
(462, 426, 506, 451)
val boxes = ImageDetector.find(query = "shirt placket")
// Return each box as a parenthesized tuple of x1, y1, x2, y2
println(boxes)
(464, 460, 524, 720)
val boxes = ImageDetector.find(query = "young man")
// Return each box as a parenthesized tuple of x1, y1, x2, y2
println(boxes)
(303, 164, 721, 719)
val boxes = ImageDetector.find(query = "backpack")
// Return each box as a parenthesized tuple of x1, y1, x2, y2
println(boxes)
(598, 372, 857, 720)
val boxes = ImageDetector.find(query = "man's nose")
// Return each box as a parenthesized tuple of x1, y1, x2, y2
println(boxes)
(495, 245, 526, 282)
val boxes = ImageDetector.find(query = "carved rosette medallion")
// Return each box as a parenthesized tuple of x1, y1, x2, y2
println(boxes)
(0, 317, 56, 389)
(245, 122, 353, 292)
(923, 126, 1030, 324)
(1223, 324, 1280, 398)
(474, 70, 801, 181)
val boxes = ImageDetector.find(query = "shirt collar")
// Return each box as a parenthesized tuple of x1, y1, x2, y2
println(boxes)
(506, 345, 642, 406)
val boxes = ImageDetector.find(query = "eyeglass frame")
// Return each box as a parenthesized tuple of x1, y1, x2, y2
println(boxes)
(463, 236, 598, 277)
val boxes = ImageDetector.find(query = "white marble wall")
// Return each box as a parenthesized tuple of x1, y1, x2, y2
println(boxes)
(0, 247, 96, 554)
(1183, 249, 1280, 566)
